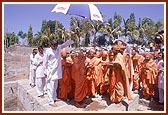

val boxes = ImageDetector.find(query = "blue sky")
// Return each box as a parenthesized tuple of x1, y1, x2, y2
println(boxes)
(3, 3, 165, 35)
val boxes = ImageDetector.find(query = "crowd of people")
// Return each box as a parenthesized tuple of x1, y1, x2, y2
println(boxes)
(28, 34, 164, 109)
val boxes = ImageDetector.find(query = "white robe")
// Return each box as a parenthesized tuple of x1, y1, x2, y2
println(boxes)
(33, 52, 46, 96)
(34, 52, 46, 78)
(29, 53, 36, 85)
(30, 53, 36, 70)
(44, 39, 74, 80)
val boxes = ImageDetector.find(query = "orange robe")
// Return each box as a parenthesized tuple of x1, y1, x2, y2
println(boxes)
(109, 53, 133, 103)
(140, 59, 158, 98)
(100, 52, 115, 94)
(132, 53, 144, 90)
(71, 55, 88, 102)
(99, 59, 110, 94)
(123, 53, 134, 86)
(86, 57, 103, 96)
(59, 57, 73, 100)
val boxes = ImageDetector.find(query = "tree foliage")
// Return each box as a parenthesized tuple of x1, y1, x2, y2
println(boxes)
(5, 32, 18, 47)
(27, 25, 33, 46)
(7, 11, 164, 48)
(17, 31, 27, 39)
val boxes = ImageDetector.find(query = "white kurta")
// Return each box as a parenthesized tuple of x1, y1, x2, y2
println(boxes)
(34, 52, 46, 78)
(29, 53, 36, 85)
(44, 39, 74, 104)
(44, 39, 74, 80)
(30, 53, 36, 70)
(34, 52, 46, 96)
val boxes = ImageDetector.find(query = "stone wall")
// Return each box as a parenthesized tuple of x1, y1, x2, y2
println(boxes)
(4, 45, 35, 111)
(4, 81, 18, 111)
(4, 45, 35, 82)
(17, 81, 46, 111)
(4, 80, 46, 111)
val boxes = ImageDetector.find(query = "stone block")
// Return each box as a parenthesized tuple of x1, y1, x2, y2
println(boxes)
(4, 81, 18, 111)
(122, 94, 139, 111)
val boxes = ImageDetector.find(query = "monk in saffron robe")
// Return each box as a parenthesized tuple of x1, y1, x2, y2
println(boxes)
(71, 52, 88, 107)
(99, 50, 110, 94)
(109, 45, 133, 103)
(140, 52, 158, 100)
(131, 49, 144, 93)
(94, 50, 104, 91)
(58, 49, 73, 100)
(123, 48, 134, 91)
(86, 49, 102, 97)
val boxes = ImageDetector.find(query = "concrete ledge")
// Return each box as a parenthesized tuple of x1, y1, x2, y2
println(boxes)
(4, 79, 142, 112)
(18, 80, 47, 111)
(17, 79, 82, 111)
(4, 81, 18, 111)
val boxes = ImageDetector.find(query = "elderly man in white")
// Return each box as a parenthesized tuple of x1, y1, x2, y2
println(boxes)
(44, 34, 76, 107)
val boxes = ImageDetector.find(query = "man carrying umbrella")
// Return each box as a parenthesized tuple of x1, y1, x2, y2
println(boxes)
(44, 34, 76, 107)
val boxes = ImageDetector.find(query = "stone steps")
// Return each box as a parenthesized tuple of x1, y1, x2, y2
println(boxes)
(4, 79, 141, 112)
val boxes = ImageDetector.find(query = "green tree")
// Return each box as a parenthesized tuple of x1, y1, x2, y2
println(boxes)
(88, 20, 104, 46)
(141, 17, 157, 44)
(41, 19, 47, 33)
(18, 31, 27, 39)
(122, 13, 139, 43)
(103, 16, 122, 44)
(70, 16, 88, 47)
(54, 21, 68, 44)
(39, 20, 65, 47)
(6, 32, 18, 46)
(84, 31, 90, 47)
(113, 12, 122, 29)
(27, 25, 33, 46)
(34, 31, 43, 46)
(47, 20, 57, 33)
(41, 25, 52, 47)
(155, 19, 164, 32)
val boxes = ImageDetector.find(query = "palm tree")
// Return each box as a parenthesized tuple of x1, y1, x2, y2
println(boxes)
(87, 20, 105, 47)
(41, 25, 53, 47)
(34, 31, 43, 46)
(35, 26, 53, 47)
(54, 21, 69, 43)
(141, 17, 158, 44)
(70, 16, 89, 47)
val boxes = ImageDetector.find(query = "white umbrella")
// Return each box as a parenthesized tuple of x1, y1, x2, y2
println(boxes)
(51, 4, 103, 22)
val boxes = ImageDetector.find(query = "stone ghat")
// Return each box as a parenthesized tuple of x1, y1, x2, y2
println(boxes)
(4, 79, 142, 112)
